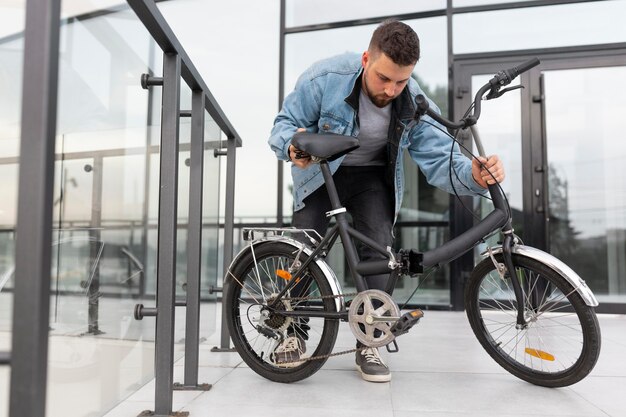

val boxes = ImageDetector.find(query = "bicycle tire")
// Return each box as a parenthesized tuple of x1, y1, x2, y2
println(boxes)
(224, 242, 339, 383)
(465, 254, 601, 387)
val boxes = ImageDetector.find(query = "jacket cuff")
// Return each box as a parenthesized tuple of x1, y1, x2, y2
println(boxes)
(283, 140, 292, 162)
(466, 168, 487, 194)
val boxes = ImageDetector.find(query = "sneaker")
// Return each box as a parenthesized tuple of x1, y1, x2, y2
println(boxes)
(356, 347, 391, 382)
(274, 335, 306, 367)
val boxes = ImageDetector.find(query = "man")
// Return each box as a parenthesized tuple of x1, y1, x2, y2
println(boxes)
(268, 20, 504, 382)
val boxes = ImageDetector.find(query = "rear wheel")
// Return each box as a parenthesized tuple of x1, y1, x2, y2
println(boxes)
(224, 242, 339, 383)
(465, 254, 601, 387)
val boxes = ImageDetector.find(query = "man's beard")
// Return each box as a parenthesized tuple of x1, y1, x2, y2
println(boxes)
(368, 94, 393, 108)
(363, 71, 393, 108)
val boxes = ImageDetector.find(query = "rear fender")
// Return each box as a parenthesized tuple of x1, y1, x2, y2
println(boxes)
(226, 236, 345, 311)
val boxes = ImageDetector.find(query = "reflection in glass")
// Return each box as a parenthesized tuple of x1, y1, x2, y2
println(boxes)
(544, 66, 626, 302)
(285, 0, 445, 28)
(0, 1, 24, 414)
(454, 1, 626, 54)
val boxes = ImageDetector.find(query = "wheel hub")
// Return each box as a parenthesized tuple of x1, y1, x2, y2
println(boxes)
(259, 295, 293, 333)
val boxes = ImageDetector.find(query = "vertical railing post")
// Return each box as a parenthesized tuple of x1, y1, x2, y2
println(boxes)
(153, 51, 182, 417)
(213, 135, 236, 352)
(9, 0, 62, 416)
(173, 90, 211, 391)
(87, 156, 104, 335)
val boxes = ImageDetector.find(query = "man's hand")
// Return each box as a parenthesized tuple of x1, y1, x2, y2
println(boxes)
(472, 155, 505, 188)
(289, 128, 312, 169)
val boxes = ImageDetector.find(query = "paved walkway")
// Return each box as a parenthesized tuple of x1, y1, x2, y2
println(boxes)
(104, 310, 626, 417)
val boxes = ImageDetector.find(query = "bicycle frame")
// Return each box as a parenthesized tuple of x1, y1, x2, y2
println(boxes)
(270, 141, 524, 324)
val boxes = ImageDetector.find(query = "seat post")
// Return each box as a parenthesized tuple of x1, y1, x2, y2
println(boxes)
(318, 161, 368, 292)
(319, 161, 342, 210)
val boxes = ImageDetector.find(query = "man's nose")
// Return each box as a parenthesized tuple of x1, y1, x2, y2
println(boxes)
(384, 85, 395, 97)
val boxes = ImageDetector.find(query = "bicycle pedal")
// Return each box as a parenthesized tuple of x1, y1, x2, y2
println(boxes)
(386, 339, 399, 353)
(390, 309, 424, 337)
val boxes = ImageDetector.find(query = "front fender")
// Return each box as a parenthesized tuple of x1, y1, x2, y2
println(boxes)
(226, 236, 345, 312)
(482, 245, 598, 307)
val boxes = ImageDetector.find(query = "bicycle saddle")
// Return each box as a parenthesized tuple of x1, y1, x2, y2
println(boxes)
(292, 132, 359, 162)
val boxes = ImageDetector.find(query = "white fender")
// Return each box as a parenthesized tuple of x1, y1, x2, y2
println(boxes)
(482, 245, 599, 307)
(226, 236, 345, 312)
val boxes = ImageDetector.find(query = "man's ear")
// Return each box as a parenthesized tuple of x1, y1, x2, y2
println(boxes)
(362, 51, 369, 68)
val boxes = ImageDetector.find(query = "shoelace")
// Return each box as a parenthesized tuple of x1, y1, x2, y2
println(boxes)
(277, 337, 300, 353)
(362, 348, 385, 365)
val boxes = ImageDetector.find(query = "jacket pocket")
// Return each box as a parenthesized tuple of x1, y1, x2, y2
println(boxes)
(318, 113, 350, 135)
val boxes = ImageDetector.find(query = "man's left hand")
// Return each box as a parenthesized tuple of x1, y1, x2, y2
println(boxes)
(472, 155, 505, 188)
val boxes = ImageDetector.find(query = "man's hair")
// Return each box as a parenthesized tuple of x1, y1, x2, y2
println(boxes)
(368, 20, 420, 66)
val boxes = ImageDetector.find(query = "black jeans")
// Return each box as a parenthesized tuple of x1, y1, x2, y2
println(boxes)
(292, 165, 394, 292)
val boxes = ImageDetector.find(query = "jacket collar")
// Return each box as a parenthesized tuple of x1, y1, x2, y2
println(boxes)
(344, 69, 416, 121)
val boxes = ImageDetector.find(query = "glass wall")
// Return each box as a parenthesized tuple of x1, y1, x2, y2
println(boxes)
(0, 3, 224, 416)
(281, 0, 626, 310)
(544, 66, 626, 303)
(453, 0, 626, 54)
(285, 0, 445, 28)
(0, 0, 25, 414)
(283, 16, 453, 305)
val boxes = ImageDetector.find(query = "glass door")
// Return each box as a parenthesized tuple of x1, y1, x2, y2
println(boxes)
(541, 65, 626, 304)
(454, 48, 626, 311)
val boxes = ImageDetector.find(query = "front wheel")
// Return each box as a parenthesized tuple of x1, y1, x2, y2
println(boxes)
(465, 254, 601, 387)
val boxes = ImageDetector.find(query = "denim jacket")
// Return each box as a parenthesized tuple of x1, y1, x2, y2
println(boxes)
(269, 53, 484, 220)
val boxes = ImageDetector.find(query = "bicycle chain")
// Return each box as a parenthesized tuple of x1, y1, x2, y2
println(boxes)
(267, 291, 367, 365)
(280, 292, 358, 302)
(277, 346, 368, 366)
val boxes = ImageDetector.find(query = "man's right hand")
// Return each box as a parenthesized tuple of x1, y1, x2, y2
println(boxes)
(289, 128, 312, 169)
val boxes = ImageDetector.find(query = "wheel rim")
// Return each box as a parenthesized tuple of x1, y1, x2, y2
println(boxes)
(476, 264, 586, 376)
(231, 253, 331, 370)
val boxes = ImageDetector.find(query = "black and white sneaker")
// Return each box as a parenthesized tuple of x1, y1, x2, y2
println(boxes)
(274, 335, 306, 367)
(356, 347, 391, 382)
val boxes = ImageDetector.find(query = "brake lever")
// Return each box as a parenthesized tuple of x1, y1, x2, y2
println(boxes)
(485, 85, 524, 100)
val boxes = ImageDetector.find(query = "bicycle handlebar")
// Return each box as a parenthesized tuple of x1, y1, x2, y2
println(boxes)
(414, 58, 540, 129)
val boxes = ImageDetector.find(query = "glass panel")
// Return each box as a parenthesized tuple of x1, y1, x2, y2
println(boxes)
(454, 1, 626, 54)
(454, 0, 537, 6)
(286, 0, 445, 27)
(157, 0, 278, 228)
(46, 6, 163, 416)
(283, 17, 449, 220)
(0, 0, 25, 414)
(544, 66, 626, 303)
(61, 1, 127, 19)
(470, 74, 523, 258)
(395, 226, 451, 305)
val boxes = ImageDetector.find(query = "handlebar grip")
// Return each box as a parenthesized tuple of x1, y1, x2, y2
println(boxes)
(511, 58, 540, 77)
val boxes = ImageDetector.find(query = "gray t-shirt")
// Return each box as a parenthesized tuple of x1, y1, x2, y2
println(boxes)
(341, 90, 391, 166)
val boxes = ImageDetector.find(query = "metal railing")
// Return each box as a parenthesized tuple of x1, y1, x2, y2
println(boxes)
(7, 1, 241, 417)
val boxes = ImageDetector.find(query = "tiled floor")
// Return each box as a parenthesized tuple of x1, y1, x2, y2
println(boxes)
(104, 311, 626, 417)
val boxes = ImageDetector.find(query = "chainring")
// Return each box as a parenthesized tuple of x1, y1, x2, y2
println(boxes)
(348, 289, 400, 348)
